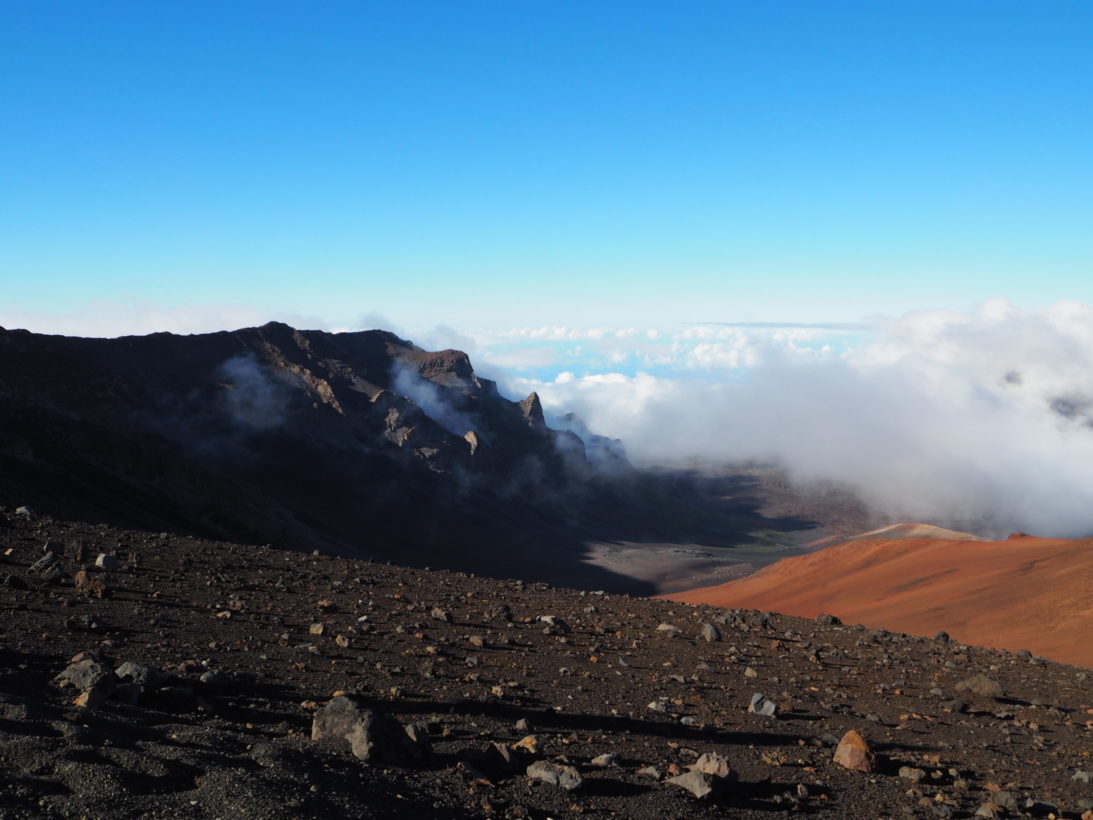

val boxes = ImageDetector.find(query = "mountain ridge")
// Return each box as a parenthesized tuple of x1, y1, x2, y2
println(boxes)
(0, 321, 646, 589)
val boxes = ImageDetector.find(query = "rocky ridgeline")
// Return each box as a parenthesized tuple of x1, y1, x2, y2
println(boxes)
(1, 511, 1092, 819)
(0, 323, 637, 590)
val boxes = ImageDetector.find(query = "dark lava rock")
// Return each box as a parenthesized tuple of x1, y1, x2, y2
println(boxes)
(312, 696, 429, 765)
(526, 760, 582, 791)
(668, 770, 722, 799)
(955, 674, 1004, 698)
(749, 692, 778, 717)
(115, 661, 170, 695)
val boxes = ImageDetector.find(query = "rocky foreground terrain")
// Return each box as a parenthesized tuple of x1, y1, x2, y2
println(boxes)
(2, 509, 1091, 819)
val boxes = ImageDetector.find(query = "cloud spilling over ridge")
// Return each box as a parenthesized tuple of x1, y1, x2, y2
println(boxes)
(391, 361, 478, 437)
(218, 355, 289, 430)
(507, 299, 1093, 537)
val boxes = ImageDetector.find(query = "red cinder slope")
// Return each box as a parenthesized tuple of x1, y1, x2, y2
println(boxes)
(666, 533, 1093, 667)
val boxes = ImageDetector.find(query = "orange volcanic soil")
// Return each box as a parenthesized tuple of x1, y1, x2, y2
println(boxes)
(666, 531, 1093, 667)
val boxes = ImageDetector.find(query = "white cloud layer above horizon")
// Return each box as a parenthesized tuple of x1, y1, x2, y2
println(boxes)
(8, 296, 1093, 538)
(497, 299, 1093, 538)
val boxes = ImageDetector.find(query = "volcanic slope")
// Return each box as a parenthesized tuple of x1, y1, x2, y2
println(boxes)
(667, 528, 1093, 667)
(2, 512, 1093, 819)
(0, 323, 852, 594)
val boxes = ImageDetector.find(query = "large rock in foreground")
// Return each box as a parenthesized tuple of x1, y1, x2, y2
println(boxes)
(311, 696, 429, 765)
(833, 729, 875, 772)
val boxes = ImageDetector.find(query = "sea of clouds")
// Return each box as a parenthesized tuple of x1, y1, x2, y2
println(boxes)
(475, 299, 1093, 538)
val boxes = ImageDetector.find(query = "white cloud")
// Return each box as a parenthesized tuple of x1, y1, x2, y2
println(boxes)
(479, 346, 560, 370)
(515, 300, 1093, 537)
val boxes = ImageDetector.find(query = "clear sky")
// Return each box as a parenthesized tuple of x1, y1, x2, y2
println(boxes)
(2, 1, 1091, 335)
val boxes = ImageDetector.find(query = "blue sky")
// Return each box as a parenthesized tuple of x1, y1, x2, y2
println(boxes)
(2, 1, 1091, 335)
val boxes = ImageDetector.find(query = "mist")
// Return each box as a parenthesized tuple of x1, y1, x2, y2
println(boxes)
(390, 361, 478, 437)
(511, 300, 1093, 537)
(218, 355, 288, 431)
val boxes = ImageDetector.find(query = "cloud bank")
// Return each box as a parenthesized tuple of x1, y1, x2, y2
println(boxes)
(505, 299, 1093, 537)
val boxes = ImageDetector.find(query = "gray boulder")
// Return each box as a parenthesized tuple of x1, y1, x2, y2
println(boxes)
(668, 770, 721, 799)
(749, 692, 778, 717)
(526, 760, 582, 791)
(312, 696, 429, 765)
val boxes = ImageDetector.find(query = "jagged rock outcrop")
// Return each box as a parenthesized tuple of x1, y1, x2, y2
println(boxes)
(555, 411, 631, 470)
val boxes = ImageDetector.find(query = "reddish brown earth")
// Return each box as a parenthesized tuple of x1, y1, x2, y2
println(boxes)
(666, 529, 1093, 668)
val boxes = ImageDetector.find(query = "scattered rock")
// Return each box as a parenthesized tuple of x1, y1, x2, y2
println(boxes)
(955, 674, 1003, 699)
(526, 760, 582, 791)
(667, 769, 721, 799)
(701, 623, 721, 642)
(29, 552, 57, 574)
(94, 553, 120, 571)
(833, 729, 875, 772)
(74, 569, 108, 598)
(64, 613, 103, 632)
(992, 791, 1017, 811)
(114, 661, 169, 693)
(590, 753, 618, 767)
(311, 696, 429, 765)
(513, 735, 540, 754)
(748, 692, 778, 717)
(690, 752, 734, 779)
(54, 657, 117, 709)
(536, 615, 570, 633)
(815, 613, 841, 626)
(483, 741, 520, 773)
(898, 766, 926, 782)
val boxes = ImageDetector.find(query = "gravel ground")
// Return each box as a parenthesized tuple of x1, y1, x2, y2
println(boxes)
(2, 511, 1091, 819)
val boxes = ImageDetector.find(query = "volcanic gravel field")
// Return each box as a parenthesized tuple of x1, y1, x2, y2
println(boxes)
(2, 510, 1092, 819)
